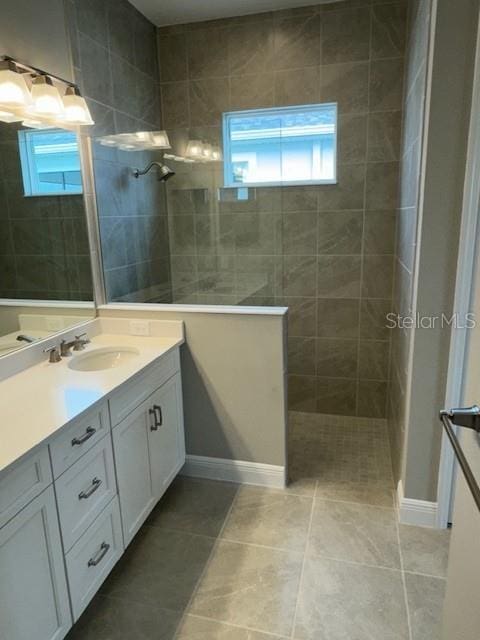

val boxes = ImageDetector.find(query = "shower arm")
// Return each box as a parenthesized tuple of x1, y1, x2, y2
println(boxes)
(132, 162, 158, 178)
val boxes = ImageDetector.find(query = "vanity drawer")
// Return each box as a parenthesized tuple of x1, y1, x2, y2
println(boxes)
(0, 447, 52, 528)
(66, 496, 123, 621)
(55, 435, 117, 552)
(109, 348, 180, 426)
(49, 403, 110, 478)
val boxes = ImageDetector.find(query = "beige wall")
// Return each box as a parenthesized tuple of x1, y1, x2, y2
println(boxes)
(0, 0, 72, 81)
(99, 306, 288, 466)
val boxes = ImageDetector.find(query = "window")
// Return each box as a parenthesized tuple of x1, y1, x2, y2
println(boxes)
(222, 103, 337, 188)
(18, 128, 82, 196)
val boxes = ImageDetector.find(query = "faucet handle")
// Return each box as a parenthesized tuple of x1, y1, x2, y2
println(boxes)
(73, 333, 90, 351)
(43, 346, 62, 363)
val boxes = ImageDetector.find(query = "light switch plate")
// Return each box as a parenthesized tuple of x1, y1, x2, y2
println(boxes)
(130, 320, 150, 336)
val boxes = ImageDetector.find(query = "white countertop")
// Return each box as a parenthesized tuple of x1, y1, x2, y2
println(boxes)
(0, 331, 184, 475)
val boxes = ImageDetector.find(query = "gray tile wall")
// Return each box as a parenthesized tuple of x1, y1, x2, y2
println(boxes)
(0, 124, 92, 300)
(66, 0, 172, 302)
(387, 0, 431, 479)
(158, 0, 407, 417)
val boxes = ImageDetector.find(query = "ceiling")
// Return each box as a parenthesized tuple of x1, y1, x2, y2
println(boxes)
(129, 0, 339, 27)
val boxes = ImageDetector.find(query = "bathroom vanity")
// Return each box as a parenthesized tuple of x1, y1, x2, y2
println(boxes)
(0, 321, 185, 640)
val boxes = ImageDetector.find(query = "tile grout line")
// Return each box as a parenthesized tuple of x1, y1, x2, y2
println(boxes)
(289, 490, 316, 639)
(171, 485, 241, 640)
(186, 613, 291, 639)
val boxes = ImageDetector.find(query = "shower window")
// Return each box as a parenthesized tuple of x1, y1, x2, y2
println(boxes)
(222, 103, 337, 187)
(18, 128, 82, 196)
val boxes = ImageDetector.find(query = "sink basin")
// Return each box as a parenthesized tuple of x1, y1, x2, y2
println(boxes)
(68, 346, 140, 372)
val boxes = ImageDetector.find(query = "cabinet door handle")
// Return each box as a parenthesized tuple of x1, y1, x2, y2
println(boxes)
(71, 426, 96, 446)
(153, 404, 163, 427)
(87, 541, 110, 567)
(149, 407, 158, 431)
(78, 477, 102, 500)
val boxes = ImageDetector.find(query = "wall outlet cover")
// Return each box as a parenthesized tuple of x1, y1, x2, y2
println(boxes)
(130, 320, 150, 336)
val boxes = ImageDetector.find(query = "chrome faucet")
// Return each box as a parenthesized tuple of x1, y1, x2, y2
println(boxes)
(16, 334, 35, 343)
(60, 332, 90, 357)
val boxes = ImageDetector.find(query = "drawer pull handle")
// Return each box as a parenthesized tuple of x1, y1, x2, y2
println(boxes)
(149, 404, 163, 431)
(149, 407, 158, 431)
(71, 426, 96, 446)
(87, 542, 110, 567)
(78, 477, 102, 500)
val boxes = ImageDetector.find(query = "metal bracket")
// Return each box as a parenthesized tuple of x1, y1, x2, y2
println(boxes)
(439, 405, 480, 432)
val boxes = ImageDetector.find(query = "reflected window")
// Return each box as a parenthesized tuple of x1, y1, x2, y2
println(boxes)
(222, 103, 337, 187)
(18, 128, 82, 196)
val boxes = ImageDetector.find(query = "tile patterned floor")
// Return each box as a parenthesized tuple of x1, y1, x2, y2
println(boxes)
(66, 411, 450, 640)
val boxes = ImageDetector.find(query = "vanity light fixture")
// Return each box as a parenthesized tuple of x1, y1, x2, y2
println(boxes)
(0, 56, 94, 127)
(62, 86, 94, 125)
(29, 75, 64, 117)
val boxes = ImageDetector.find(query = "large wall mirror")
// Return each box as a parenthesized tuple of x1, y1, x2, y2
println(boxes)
(0, 120, 95, 356)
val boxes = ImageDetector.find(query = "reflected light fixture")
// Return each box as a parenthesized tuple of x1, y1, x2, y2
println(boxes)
(202, 143, 213, 161)
(29, 75, 65, 117)
(0, 109, 22, 123)
(62, 86, 94, 125)
(151, 130, 171, 148)
(185, 139, 204, 160)
(212, 146, 223, 161)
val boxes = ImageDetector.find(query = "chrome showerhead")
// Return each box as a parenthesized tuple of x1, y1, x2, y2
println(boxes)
(132, 161, 175, 182)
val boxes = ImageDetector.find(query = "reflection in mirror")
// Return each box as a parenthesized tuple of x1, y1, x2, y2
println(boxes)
(0, 121, 95, 356)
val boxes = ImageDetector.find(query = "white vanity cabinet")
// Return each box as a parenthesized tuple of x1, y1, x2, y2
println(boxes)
(0, 485, 72, 640)
(0, 345, 185, 640)
(113, 369, 185, 546)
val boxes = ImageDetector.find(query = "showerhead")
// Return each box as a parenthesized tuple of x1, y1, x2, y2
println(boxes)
(132, 161, 175, 182)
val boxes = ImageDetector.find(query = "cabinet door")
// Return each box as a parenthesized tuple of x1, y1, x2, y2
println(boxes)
(112, 404, 156, 546)
(148, 372, 185, 500)
(0, 487, 72, 640)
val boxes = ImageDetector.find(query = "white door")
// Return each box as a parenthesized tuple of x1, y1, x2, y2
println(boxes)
(112, 402, 156, 546)
(0, 486, 72, 640)
(148, 373, 185, 499)
(441, 265, 480, 638)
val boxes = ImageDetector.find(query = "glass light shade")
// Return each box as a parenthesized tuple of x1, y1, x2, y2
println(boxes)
(22, 118, 51, 129)
(151, 130, 170, 148)
(185, 139, 204, 160)
(30, 77, 64, 117)
(63, 92, 94, 125)
(0, 109, 22, 123)
(0, 68, 31, 107)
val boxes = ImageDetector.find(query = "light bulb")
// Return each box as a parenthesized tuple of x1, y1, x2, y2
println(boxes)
(62, 87, 94, 125)
(0, 63, 31, 108)
(29, 76, 64, 117)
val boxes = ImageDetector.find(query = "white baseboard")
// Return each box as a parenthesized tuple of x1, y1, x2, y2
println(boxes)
(397, 480, 438, 528)
(181, 455, 286, 489)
